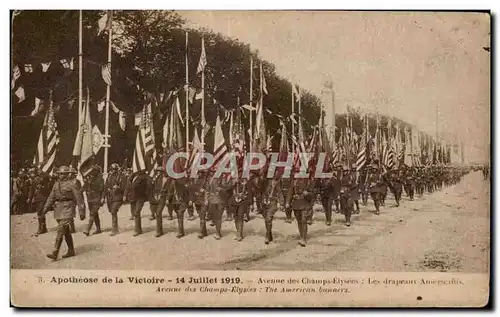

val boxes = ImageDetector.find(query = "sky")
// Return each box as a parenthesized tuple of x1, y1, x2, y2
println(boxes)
(180, 11, 490, 162)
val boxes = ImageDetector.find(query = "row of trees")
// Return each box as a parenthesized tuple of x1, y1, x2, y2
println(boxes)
(11, 10, 436, 169)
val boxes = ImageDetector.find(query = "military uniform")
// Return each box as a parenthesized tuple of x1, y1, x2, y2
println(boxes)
(31, 171, 52, 235)
(281, 178, 293, 222)
(105, 164, 126, 235)
(227, 178, 251, 241)
(122, 168, 134, 220)
(332, 166, 342, 212)
(367, 165, 384, 215)
(206, 176, 233, 239)
(42, 166, 86, 260)
(339, 167, 357, 226)
(317, 175, 335, 226)
(285, 177, 316, 247)
(390, 169, 404, 207)
(168, 178, 190, 238)
(82, 168, 104, 236)
(403, 167, 415, 201)
(261, 178, 282, 244)
(130, 170, 151, 236)
(149, 168, 170, 237)
(188, 172, 210, 238)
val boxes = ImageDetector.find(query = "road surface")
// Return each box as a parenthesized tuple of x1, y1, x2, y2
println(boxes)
(11, 171, 490, 273)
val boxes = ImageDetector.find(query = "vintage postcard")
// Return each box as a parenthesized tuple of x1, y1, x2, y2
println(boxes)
(10, 10, 490, 307)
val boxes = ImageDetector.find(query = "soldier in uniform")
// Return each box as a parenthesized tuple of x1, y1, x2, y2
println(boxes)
(379, 167, 389, 206)
(317, 167, 335, 226)
(42, 166, 86, 260)
(149, 166, 170, 237)
(281, 177, 294, 223)
(285, 171, 316, 247)
(332, 164, 343, 213)
(404, 166, 415, 201)
(130, 169, 151, 236)
(206, 172, 233, 240)
(227, 176, 251, 242)
(123, 167, 135, 220)
(338, 165, 357, 226)
(261, 176, 282, 244)
(390, 167, 404, 207)
(168, 176, 190, 238)
(188, 169, 210, 239)
(247, 170, 265, 222)
(350, 164, 361, 214)
(82, 166, 104, 236)
(14, 169, 28, 214)
(105, 163, 126, 236)
(31, 169, 52, 235)
(367, 164, 384, 215)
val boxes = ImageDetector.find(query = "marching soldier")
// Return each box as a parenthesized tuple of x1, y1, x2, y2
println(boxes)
(82, 166, 104, 236)
(206, 172, 233, 240)
(123, 167, 135, 220)
(317, 166, 335, 226)
(42, 166, 86, 261)
(248, 170, 265, 222)
(404, 166, 415, 201)
(105, 163, 126, 236)
(188, 169, 210, 239)
(261, 176, 282, 244)
(168, 176, 190, 238)
(338, 165, 356, 226)
(31, 169, 52, 235)
(149, 166, 169, 237)
(285, 171, 316, 247)
(227, 176, 251, 242)
(367, 164, 384, 215)
(281, 177, 293, 223)
(390, 167, 404, 207)
(130, 169, 151, 236)
(332, 164, 342, 213)
(350, 164, 361, 214)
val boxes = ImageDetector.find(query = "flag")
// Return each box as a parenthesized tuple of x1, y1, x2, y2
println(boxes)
(187, 127, 203, 169)
(92, 125, 104, 155)
(292, 85, 300, 100)
(30, 97, 44, 117)
(213, 114, 228, 170)
(132, 103, 157, 174)
(41, 62, 51, 72)
(60, 58, 74, 70)
(275, 123, 289, 178)
(161, 110, 169, 149)
(356, 130, 367, 171)
(196, 37, 207, 74)
(24, 64, 33, 73)
(261, 63, 268, 95)
(12, 65, 20, 90)
(97, 11, 110, 35)
(102, 64, 112, 86)
(72, 97, 94, 176)
(14, 86, 25, 103)
(119, 111, 126, 131)
(33, 103, 59, 173)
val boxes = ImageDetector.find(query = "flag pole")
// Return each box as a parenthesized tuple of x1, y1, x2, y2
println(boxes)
(185, 31, 189, 152)
(249, 56, 253, 149)
(78, 10, 83, 127)
(201, 36, 205, 149)
(259, 61, 264, 142)
(103, 10, 113, 180)
(291, 83, 295, 152)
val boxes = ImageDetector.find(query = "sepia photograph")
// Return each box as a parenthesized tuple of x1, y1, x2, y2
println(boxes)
(10, 9, 491, 307)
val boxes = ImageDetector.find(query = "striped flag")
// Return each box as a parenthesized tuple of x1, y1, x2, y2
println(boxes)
(132, 103, 157, 174)
(33, 103, 59, 173)
(212, 114, 228, 170)
(398, 143, 406, 165)
(101, 64, 112, 86)
(187, 127, 203, 170)
(196, 37, 207, 74)
(72, 94, 94, 176)
(356, 130, 367, 171)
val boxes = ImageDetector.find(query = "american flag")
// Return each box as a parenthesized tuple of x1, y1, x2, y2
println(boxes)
(398, 143, 406, 164)
(187, 127, 204, 170)
(356, 130, 367, 171)
(196, 37, 207, 74)
(33, 103, 59, 174)
(132, 103, 157, 174)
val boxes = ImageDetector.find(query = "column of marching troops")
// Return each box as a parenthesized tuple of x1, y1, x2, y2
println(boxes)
(10, 160, 480, 261)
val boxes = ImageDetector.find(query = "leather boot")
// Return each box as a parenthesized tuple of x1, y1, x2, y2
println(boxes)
(84, 216, 94, 236)
(345, 210, 351, 227)
(133, 215, 142, 236)
(110, 213, 119, 236)
(94, 214, 102, 234)
(285, 208, 292, 223)
(176, 212, 185, 238)
(307, 212, 313, 225)
(36, 218, 48, 235)
(187, 207, 195, 221)
(214, 218, 222, 240)
(155, 212, 163, 237)
(129, 207, 135, 220)
(234, 216, 243, 241)
(62, 230, 75, 258)
(47, 231, 64, 260)
(264, 220, 273, 244)
(198, 220, 208, 239)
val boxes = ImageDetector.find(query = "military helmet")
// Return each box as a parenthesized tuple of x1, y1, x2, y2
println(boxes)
(57, 165, 72, 174)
